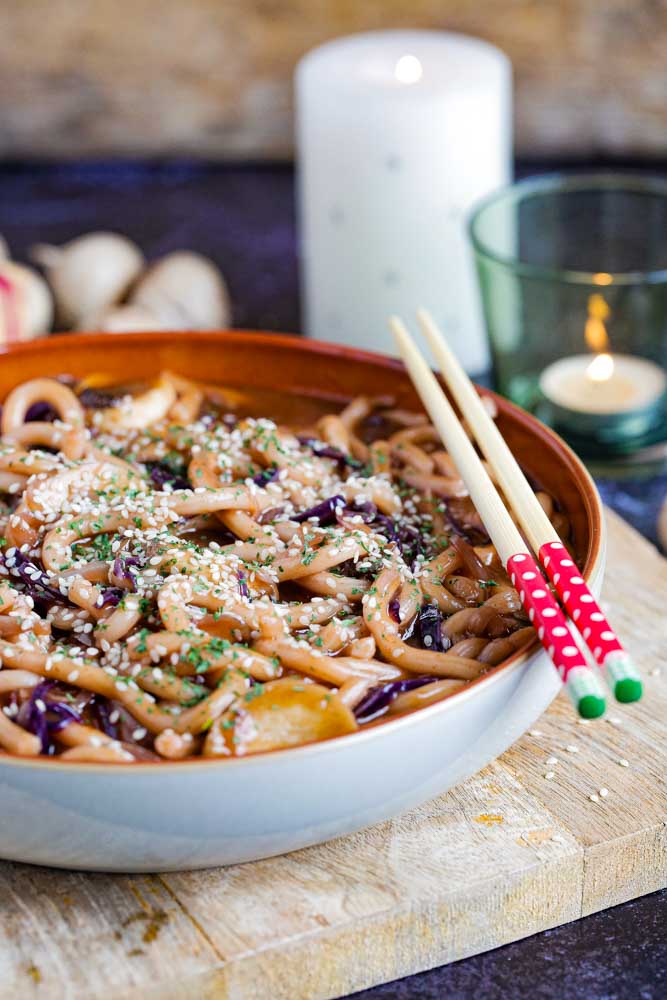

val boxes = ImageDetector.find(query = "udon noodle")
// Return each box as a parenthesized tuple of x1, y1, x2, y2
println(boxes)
(0, 371, 571, 763)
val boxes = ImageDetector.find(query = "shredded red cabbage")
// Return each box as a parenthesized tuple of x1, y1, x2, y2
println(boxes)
(388, 597, 401, 623)
(112, 554, 141, 590)
(340, 500, 422, 566)
(147, 461, 190, 492)
(99, 587, 125, 608)
(17, 681, 83, 753)
(78, 387, 119, 409)
(343, 499, 378, 521)
(418, 603, 445, 652)
(1, 549, 68, 605)
(297, 436, 362, 469)
(92, 696, 119, 739)
(252, 467, 280, 486)
(354, 676, 439, 722)
(392, 522, 422, 567)
(237, 571, 250, 600)
(25, 401, 59, 422)
(292, 495, 346, 526)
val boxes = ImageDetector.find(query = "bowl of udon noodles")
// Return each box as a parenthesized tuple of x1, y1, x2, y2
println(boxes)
(0, 331, 604, 871)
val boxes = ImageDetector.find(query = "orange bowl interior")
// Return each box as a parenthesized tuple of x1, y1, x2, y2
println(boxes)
(0, 330, 602, 573)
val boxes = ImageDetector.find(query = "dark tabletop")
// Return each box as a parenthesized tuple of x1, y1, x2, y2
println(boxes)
(0, 160, 664, 999)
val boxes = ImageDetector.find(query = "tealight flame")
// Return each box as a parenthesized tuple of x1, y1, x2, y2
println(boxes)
(587, 352, 614, 384)
(394, 54, 423, 84)
(584, 293, 611, 353)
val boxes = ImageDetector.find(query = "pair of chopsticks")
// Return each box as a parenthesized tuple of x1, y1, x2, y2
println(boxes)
(390, 309, 642, 719)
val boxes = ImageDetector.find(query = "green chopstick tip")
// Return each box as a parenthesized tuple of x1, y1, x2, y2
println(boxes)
(614, 677, 643, 704)
(578, 694, 607, 719)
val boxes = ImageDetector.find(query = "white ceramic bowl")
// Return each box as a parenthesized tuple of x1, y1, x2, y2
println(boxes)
(0, 332, 605, 871)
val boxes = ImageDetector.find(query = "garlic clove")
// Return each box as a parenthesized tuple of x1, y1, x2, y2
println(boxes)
(32, 231, 144, 329)
(0, 261, 53, 344)
(84, 303, 168, 334)
(129, 251, 231, 330)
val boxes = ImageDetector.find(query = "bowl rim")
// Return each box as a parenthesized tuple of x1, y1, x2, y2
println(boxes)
(0, 330, 604, 773)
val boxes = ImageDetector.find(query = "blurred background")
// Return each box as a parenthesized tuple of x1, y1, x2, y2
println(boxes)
(1, 0, 666, 542)
(2, 0, 666, 333)
(0, 0, 666, 161)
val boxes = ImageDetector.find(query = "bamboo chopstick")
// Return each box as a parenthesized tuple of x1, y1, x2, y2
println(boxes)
(417, 307, 642, 705)
(390, 315, 606, 720)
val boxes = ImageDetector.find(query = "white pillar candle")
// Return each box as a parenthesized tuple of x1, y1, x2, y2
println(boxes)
(296, 30, 511, 373)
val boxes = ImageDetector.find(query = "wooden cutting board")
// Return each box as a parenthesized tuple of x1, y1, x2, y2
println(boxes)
(1, 508, 665, 1000)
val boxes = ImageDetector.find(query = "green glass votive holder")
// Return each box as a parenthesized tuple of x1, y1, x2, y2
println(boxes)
(469, 174, 667, 469)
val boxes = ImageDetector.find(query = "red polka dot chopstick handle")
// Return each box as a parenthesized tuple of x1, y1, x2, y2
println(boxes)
(392, 316, 608, 722)
(539, 541, 642, 703)
(507, 552, 606, 719)
(418, 309, 643, 708)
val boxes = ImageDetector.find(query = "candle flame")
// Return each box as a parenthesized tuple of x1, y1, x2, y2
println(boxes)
(394, 54, 423, 84)
(584, 293, 611, 353)
(587, 352, 614, 383)
(592, 272, 613, 286)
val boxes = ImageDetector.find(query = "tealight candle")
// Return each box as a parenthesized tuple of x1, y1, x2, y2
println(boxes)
(296, 30, 511, 373)
(539, 352, 667, 443)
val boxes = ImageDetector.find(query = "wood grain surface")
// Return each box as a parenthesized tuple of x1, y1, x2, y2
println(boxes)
(0, 507, 665, 1000)
(1, 1, 666, 159)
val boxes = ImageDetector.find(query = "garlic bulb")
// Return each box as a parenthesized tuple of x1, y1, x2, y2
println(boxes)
(658, 494, 667, 552)
(93, 304, 167, 334)
(0, 260, 53, 344)
(130, 251, 231, 329)
(32, 232, 144, 329)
